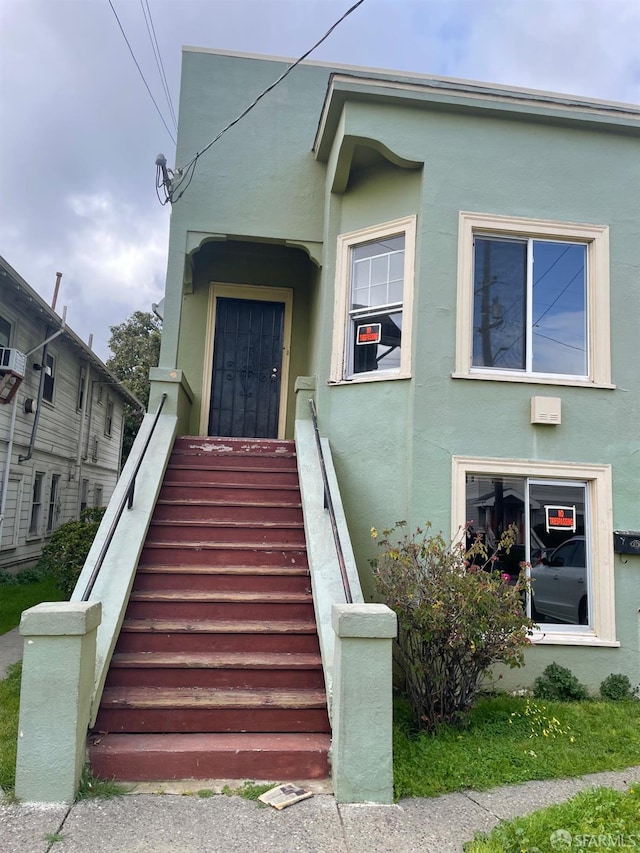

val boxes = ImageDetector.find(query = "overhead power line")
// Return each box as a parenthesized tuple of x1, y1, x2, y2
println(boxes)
(158, 0, 366, 205)
(140, 0, 178, 132)
(107, 0, 176, 145)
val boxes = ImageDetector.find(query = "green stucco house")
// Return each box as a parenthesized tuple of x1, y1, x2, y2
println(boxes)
(16, 48, 640, 802)
(155, 48, 639, 685)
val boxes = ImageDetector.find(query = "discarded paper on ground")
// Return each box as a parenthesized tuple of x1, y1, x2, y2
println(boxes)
(258, 784, 314, 810)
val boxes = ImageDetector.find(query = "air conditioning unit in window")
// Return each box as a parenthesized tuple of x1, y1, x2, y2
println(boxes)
(0, 347, 27, 404)
(0, 348, 27, 377)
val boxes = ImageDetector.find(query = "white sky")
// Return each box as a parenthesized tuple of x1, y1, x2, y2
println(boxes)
(1, 0, 638, 361)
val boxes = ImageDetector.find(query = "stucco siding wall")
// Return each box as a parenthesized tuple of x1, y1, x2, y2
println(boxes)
(166, 51, 639, 688)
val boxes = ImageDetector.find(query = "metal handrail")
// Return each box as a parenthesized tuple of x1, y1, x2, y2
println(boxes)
(308, 398, 352, 604)
(80, 392, 167, 601)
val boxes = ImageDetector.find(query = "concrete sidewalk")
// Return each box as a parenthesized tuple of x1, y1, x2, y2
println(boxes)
(2, 766, 639, 853)
(2, 630, 639, 851)
(0, 627, 22, 680)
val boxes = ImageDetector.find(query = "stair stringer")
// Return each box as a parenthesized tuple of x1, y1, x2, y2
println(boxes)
(71, 412, 179, 725)
(294, 417, 364, 713)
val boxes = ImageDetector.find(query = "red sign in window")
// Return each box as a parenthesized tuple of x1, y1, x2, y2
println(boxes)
(545, 506, 576, 533)
(356, 323, 382, 345)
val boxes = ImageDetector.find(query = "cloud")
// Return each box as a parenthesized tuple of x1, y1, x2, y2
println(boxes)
(60, 191, 168, 357)
(0, 191, 168, 362)
(449, 0, 640, 102)
(0, 0, 637, 367)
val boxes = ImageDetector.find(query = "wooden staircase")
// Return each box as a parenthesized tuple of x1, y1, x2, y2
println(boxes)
(88, 437, 331, 781)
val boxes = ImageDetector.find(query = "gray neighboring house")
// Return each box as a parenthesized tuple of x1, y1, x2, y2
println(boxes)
(0, 255, 141, 572)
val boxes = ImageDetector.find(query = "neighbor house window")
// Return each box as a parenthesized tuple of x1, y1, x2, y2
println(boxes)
(330, 215, 416, 383)
(29, 471, 45, 536)
(42, 352, 56, 403)
(455, 213, 611, 386)
(0, 317, 11, 348)
(94, 484, 103, 508)
(80, 479, 89, 514)
(47, 473, 60, 533)
(453, 457, 616, 646)
(1, 476, 24, 548)
(104, 397, 113, 437)
(77, 365, 86, 412)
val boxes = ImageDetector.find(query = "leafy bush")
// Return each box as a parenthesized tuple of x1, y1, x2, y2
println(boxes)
(372, 521, 534, 731)
(37, 508, 106, 597)
(533, 662, 588, 702)
(0, 566, 50, 585)
(600, 673, 633, 701)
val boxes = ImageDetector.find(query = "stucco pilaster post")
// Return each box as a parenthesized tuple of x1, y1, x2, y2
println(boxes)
(330, 603, 397, 803)
(15, 601, 101, 803)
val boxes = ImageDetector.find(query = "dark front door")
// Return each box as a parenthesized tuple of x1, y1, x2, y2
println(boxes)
(208, 297, 285, 438)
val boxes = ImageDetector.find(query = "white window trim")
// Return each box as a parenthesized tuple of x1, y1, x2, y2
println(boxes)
(330, 215, 417, 384)
(454, 212, 612, 387)
(452, 456, 617, 647)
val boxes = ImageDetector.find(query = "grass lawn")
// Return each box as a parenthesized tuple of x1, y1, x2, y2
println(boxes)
(0, 663, 21, 792)
(393, 694, 640, 799)
(464, 786, 640, 852)
(0, 574, 64, 636)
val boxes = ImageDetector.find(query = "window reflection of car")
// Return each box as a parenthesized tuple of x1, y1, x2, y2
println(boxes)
(530, 536, 588, 625)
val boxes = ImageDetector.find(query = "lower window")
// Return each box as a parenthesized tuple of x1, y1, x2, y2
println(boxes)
(453, 457, 616, 645)
(466, 475, 588, 625)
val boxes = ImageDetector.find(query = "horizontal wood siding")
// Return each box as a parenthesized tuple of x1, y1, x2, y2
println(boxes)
(0, 286, 131, 572)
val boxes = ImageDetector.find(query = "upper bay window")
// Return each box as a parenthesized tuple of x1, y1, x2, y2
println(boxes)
(455, 213, 611, 387)
(331, 216, 416, 383)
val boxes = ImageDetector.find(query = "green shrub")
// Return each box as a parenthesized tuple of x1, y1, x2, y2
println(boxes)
(37, 508, 106, 597)
(372, 521, 534, 731)
(533, 662, 588, 702)
(0, 566, 49, 586)
(600, 673, 633, 701)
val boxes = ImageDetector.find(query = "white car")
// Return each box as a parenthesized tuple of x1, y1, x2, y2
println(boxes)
(531, 536, 588, 625)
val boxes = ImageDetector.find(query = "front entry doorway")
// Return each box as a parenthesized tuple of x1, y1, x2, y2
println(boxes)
(203, 285, 293, 439)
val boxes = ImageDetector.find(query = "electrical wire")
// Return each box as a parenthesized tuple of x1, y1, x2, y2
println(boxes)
(141, 0, 178, 131)
(107, 0, 176, 145)
(156, 163, 171, 205)
(167, 0, 366, 203)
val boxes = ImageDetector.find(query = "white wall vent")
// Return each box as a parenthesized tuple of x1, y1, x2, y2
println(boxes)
(531, 396, 562, 425)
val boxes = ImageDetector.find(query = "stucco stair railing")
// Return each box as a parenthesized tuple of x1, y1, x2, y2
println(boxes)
(294, 379, 397, 803)
(15, 395, 180, 802)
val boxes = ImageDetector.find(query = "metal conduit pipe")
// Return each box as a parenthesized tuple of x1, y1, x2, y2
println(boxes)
(0, 395, 19, 544)
(18, 318, 67, 464)
(18, 338, 49, 465)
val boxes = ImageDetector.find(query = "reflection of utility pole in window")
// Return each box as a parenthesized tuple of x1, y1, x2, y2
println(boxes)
(493, 478, 504, 538)
(478, 242, 504, 367)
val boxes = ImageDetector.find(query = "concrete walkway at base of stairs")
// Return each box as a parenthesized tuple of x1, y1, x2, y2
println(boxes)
(0, 627, 22, 680)
(2, 766, 640, 853)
